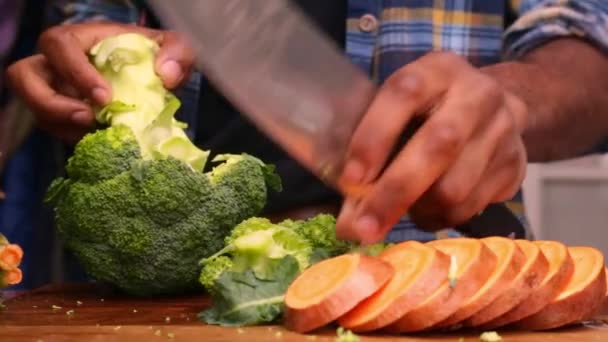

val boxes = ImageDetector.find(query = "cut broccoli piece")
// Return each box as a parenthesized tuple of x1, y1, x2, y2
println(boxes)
(199, 256, 234, 294)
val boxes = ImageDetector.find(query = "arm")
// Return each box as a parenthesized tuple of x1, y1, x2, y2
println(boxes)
(483, 0, 608, 162)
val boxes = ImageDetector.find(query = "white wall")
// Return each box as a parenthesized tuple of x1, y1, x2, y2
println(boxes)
(522, 154, 608, 255)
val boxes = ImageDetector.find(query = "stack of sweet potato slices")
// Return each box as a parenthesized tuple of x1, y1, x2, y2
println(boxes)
(284, 237, 607, 334)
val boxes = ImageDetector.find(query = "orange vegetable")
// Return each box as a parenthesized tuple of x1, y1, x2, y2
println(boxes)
(0, 244, 24, 271)
(386, 238, 496, 333)
(433, 237, 526, 329)
(516, 246, 606, 330)
(284, 253, 394, 333)
(481, 240, 574, 329)
(337, 241, 450, 332)
(465, 239, 549, 327)
(2, 267, 23, 286)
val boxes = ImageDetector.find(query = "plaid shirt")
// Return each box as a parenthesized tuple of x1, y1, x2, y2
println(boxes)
(48, 0, 608, 242)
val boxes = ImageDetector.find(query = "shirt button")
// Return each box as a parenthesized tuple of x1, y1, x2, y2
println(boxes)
(358, 14, 378, 33)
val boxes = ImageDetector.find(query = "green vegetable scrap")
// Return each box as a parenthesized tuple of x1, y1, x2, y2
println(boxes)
(199, 256, 299, 326)
(44, 33, 281, 296)
(335, 327, 360, 342)
(198, 213, 350, 326)
(480, 331, 502, 342)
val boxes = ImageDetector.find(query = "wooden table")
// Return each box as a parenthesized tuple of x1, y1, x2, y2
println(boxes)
(2, 284, 608, 342)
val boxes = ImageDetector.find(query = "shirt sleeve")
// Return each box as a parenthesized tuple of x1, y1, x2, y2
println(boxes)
(504, 0, 608, 59)
(48, 0, 142, 25)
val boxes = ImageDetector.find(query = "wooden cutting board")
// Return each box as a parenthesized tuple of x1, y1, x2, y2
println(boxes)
(2, 283, 608, 342)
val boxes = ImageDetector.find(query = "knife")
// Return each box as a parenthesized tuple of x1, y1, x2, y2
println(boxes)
(146, 0, 526, 238)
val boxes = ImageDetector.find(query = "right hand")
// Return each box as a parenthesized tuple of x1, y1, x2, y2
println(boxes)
(6, 23, 195, 143)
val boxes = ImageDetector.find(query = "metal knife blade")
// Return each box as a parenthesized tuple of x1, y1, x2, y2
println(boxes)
(147, 0, 376, 195)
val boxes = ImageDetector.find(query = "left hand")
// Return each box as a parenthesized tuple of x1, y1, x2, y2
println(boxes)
(335, 51, 529, 244)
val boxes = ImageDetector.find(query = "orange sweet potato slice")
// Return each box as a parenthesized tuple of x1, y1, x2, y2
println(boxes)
(284, 253, 394, 333)
(338, 241, 450, 332)
(481, 240, 574, 329)
(465, 239, 549, 327)
(386, 238, 497, 333)
(515, 246, 606, 330)
(433, 236, 526, 329)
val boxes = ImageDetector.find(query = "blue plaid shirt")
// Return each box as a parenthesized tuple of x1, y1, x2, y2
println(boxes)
(47, 0, 608, 242)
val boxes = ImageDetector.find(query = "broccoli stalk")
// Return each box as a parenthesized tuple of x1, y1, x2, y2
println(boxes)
(89, 33, 207, 171)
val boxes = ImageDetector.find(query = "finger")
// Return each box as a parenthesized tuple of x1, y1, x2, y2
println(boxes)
(38, 23, 167, 104)
(342, 72, 503, 243)
(422, 139, 525, 228)
(335, 198, 363, 242)
(6, 55, 95, 128)
(413, 105, 514, 218)
(154, 31, 196, 89)
(491, 135, 527, 203)
(413, 133, 526, 229)
(338, 56, 455, 188)
(38, 25, 116, 105)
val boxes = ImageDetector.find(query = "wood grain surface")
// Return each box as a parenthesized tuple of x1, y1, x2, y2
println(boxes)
(1, 283, 608, 342)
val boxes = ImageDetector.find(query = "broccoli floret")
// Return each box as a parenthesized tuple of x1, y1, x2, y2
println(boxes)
(44, 33, 281, 296)
(66, 125, 140, 183)
(225, 217, 275, 245)
(294, 214, 352, 255)
(207, 225, 312, 280)
(199, 256, 233, 294)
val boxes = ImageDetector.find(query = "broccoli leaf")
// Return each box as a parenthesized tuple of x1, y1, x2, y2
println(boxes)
(199, 256, 299, 326)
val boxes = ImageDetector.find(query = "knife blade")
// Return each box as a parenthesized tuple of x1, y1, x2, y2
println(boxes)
(146, 0, 526, 238)
(147, 0, 375, 195)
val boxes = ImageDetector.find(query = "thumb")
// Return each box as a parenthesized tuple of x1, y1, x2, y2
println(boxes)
(154, 31, 196, 89)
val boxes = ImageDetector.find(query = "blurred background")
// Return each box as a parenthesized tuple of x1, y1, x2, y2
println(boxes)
(1, 0, 607, 291)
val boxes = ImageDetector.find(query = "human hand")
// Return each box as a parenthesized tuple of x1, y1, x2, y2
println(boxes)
(335, 52, 528, 243)
(6, 22, 194, 143)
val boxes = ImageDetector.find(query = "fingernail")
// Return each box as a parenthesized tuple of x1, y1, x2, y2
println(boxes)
(342, 159, 366, 184)
(159, 60, 182, 85)
(92, 87, 110, 104)
(71, 111, 93, 126)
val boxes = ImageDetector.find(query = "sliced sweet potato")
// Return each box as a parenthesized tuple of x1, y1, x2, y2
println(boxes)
(338, 241, 450, 332)
(481, 240, 574, 329)
(465, 239, 549, 327)
(386, 238, 497, 333)
(284, 253, 394, 333)
(516, 246, 606, 330)
(434, 237, 526, 329)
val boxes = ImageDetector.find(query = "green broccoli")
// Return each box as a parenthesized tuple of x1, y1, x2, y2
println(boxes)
(198, 213, 356, 326)
(292, 214, 352, 255)
(44, 33, 280, 296)
(203, 218, 312, 280)
(199, 256, 234, 293)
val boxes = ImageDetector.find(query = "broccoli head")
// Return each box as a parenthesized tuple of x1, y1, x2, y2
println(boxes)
(44, 33, 281, 296)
